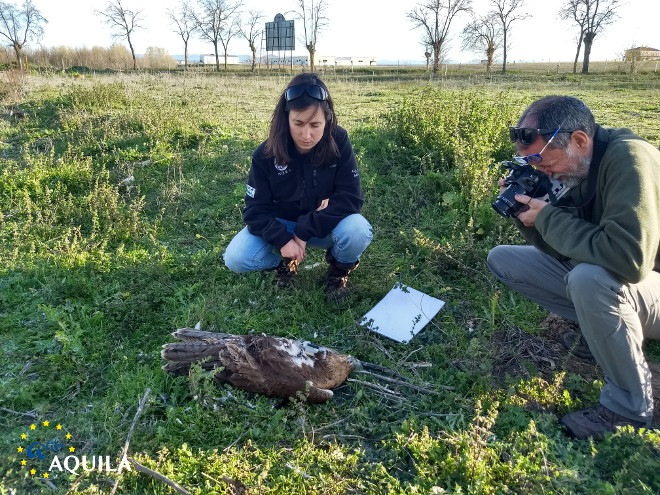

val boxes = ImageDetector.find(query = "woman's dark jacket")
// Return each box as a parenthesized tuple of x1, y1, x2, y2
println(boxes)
(242, 126, 364, 249)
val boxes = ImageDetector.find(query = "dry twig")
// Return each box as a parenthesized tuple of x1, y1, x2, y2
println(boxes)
(0, 406, 38, 418)
(347, 378, 402, 397)
(109, 388, 151, 495)
(129, 457, 193, 495)
(354, 370, 453, 394)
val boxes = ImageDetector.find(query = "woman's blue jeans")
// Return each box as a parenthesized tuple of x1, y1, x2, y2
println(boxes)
(223, 214, 373, 273)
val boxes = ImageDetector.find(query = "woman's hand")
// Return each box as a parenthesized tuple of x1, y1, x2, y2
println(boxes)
(281, 239, 305, 262)
(293, 235, 307, 252)
(316, 198, 329, 211)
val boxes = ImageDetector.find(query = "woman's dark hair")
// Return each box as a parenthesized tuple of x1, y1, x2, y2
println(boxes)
(265, 73, 339, 166)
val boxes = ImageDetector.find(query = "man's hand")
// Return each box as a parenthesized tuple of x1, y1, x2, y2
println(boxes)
(514, 194, 548, 226)
(281, 239, 305, 262)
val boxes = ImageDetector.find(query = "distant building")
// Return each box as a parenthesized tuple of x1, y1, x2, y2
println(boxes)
(624, 47, 660, 61)
(266, 55, 377, 67)
(201, 54, 240, 65)
(324, 56, 377, 67)
(266, 55, 309, 66)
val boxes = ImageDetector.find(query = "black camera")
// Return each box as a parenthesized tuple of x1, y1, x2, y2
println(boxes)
(491, 160, 563, 218)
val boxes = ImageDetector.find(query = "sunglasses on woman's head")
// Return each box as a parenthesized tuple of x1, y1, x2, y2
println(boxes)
(284, 84, 328, 102)
(509, 127, 573, 146)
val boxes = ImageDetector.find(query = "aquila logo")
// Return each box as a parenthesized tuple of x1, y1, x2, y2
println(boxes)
(274, 159, 288, 172)
(15, 419, 131, 482)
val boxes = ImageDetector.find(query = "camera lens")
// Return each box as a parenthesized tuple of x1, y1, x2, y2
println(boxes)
(492, 186, 522, 218)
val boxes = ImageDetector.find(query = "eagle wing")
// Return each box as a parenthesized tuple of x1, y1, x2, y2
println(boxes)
(162, 331, 354, 404)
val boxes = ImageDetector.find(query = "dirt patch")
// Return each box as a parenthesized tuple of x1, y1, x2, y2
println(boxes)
(491, 325, 565, 381)
(492, 313, 660, 424)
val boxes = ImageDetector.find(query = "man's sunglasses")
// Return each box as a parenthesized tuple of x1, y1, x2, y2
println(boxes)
(284, 84, 329, 102)
(509, 127, 574, 146)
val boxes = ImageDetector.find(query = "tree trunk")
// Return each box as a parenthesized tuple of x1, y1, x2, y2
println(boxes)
(214, 43, 220, 72)
(486, 43, 495, 73)
(572, 34, 583, 74)
(250, 44, 257, 72)
(184, 43, 188, 70)
(581, 41, 591, 74)
(224, 52, 228, 71)
(581, 32, 594, 74)
(307, 44, 315, 72)
(432, 41, 441, 75)
(501, 30, 507, 74)
(12, 44, 23, 70)
(127, 35, 137, 70)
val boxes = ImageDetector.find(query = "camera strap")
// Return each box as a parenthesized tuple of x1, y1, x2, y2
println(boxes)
(555, 124, 609, 210)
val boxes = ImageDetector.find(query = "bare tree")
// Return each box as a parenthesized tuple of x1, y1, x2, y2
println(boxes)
(239, 9, 263, 72)
(490, 0, 527, 74)
(560, 0, 619, 74)
(462, 14, 501, 73)
(559, 0, 588, 73)
(408, 0, 472, 75)
(193, 0, 242, 72)
(168, 1, 198, 69)
(95, 0, 143, 70)
(580, 0, 618, 73)
(218, 11, 241, 70)
(0, 0, 46, 69)
(293, 0, 329, 72)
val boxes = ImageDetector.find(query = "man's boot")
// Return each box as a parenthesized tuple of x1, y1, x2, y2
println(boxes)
(324, 249, 359, 302)
(275, 258, 299, 288)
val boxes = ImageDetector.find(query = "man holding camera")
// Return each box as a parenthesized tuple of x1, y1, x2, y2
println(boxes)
(487, 95, 660, 439)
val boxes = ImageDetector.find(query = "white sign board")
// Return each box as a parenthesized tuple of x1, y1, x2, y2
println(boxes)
(360, 284, 445, 342)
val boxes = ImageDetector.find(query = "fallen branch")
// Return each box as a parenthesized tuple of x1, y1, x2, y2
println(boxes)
(322, 434, 366, 441)
(354, 370, 453, 394)
(109, 388, 151, 495)
(129, 457, 193, 495)
(223, 431, 245, 453)
(65, 472, 89, 495)
(0, 406, 38, 418)
(416, 412, 461, 419)
(313, 417, 348, 432)
(347, 378, 402, 397)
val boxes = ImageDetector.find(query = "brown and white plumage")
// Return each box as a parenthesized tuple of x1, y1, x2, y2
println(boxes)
(161, 328, 358, 403)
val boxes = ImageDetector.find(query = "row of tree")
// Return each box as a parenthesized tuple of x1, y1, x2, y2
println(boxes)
(410, 0, 620, 75)
(0, 0, 623, 75)
(0, 0, 328, 73)
(0, 45, 178, 70)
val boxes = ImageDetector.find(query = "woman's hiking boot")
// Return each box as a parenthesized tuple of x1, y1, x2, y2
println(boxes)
(324, 249, 359, 302)
(275, 258, 299, 288)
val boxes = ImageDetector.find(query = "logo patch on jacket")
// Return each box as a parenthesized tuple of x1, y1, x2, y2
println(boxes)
(274, 159, 288, 172)
(246, 184, 256, 198)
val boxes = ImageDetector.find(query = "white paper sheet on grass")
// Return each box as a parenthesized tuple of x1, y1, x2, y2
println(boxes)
(360, 284, 445, 342)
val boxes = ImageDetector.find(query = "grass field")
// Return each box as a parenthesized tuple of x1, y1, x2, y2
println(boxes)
(1, 65, 660, 494)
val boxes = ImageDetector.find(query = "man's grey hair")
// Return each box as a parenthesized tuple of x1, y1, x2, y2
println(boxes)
(518, 96, 596, 150)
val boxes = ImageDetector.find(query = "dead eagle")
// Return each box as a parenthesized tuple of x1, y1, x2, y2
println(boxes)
(161, 328, 359, 403)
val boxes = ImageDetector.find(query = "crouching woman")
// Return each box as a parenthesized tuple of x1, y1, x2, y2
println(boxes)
(223, 73, 373, 301)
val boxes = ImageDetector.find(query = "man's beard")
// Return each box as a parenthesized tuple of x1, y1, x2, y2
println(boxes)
(551, 152, 590, 188)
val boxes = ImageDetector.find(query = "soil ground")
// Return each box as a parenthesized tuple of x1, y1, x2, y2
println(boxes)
(492, 313, 660, 424)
